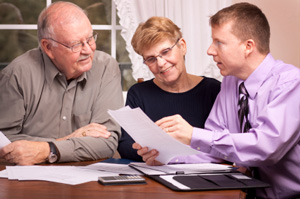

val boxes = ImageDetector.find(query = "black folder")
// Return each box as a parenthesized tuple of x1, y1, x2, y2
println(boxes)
(149, 172, 269, 191)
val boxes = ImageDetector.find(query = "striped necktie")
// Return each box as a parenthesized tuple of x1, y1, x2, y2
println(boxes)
(238, 82, 252, 133)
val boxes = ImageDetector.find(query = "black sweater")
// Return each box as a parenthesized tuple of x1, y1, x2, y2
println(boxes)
(117, 77, 220, 161)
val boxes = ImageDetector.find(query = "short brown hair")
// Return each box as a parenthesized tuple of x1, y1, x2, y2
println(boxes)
(131, 16, 182, 55)
(210, 2, 270, 54)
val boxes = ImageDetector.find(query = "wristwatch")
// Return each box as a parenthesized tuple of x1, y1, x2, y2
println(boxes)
(47, 142, 60, 163)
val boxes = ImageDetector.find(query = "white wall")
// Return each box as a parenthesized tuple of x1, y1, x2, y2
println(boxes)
(232, 0, 300, 68)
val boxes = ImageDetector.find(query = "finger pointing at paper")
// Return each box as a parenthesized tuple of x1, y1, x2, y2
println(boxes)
(155, 114, 193, 146)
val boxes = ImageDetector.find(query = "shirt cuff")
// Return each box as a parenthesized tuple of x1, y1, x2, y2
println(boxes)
(190, 127, 214, 154)
(168, 156, 186, 164)
(52, 140, 75, 162)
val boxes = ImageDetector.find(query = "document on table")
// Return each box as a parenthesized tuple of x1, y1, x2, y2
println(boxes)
(0, 169, 8, 178)
(3, 165, 118, 185)
(129, 162, 234, 175)
(1, 161, 144, 185)
(108, 106, 199, 164)
(83, 162, 141, 175)
(0, 131, 11, 149)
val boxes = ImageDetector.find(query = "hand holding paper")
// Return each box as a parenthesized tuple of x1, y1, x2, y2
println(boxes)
(132, 142, 162, 166)
(108, 106, 199, 164)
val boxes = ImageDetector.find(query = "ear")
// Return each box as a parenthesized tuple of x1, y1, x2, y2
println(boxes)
(179, 38, 187, 55)
(244, 39, 255, 57)
(40, 39, 55, 59)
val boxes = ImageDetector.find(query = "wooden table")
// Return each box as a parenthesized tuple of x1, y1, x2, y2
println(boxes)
(0, 159, 245, 199)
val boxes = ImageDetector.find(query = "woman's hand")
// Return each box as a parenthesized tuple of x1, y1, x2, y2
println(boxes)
(132, 143, 163, 166)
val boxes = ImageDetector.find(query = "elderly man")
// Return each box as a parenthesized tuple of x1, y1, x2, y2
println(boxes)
(0, 1, 123, 165)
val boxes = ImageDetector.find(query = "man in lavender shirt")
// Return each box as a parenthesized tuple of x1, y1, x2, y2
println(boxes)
(133, 3, 300, 199)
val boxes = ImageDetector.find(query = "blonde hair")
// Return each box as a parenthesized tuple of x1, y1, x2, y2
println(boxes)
(131, 16, 182, 55)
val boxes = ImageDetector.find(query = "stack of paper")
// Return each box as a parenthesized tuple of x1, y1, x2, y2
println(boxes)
(0, 160, 144, 185)
(0, 165, 120, 185)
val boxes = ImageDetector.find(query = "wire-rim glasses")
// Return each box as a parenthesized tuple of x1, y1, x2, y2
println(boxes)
(143, 38, 180, 67)
(45, 32, 98, 53)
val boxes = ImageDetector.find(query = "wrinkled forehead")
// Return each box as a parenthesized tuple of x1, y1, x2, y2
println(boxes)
(50, 10, 92, 40)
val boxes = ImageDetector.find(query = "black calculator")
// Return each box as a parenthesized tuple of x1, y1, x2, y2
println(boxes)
(98, 175, 146, 185)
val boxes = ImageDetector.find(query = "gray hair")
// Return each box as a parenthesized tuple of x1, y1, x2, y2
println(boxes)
(37, 1, 86, 44)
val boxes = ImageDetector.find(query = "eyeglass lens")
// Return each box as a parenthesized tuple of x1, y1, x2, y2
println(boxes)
(144, 39, 179, 66)
(71, 33, 98, 52)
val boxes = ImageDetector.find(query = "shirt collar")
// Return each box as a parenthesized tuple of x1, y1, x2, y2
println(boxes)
(76, 72, 87, 88)
(242, 53, 275, 99)
(41, 49, 60, 86)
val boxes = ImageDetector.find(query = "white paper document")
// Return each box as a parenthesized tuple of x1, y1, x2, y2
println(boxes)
(4, 165, 118, 185)
(1, 162, 144, 185)
(0, 131, 11, 149)
(129, 162, 233, 175)
(83, 162, 141, 175)
(108, 106, 199, 164)
(0, 169, 8, 178)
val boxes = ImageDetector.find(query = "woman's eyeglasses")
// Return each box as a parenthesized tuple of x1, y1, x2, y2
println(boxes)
(143, 38, 180, 67)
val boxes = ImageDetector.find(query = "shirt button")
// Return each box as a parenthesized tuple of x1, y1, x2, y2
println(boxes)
(62, 116, 67, 120)
(197, 147, 201, 150)
(175, 159, 179, 162)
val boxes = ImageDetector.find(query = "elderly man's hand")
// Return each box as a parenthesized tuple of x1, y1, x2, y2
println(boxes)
(57, 123, 111, 141)
(0, 140, 50, 165)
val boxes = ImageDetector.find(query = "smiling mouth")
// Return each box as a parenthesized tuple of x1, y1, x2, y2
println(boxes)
(161, 66, 174, 73)
(78, 55, 91, 62)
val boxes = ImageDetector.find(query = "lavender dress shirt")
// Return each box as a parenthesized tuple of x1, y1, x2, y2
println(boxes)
(191, 54, 300, 199)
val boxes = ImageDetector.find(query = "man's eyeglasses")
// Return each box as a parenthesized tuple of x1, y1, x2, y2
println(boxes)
(143, 38, 180, 67)
(46, 32, 98, 53)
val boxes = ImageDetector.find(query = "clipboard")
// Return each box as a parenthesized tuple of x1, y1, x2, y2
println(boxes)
(129, 162, 269, 191)
(148, 173, 270, 191)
